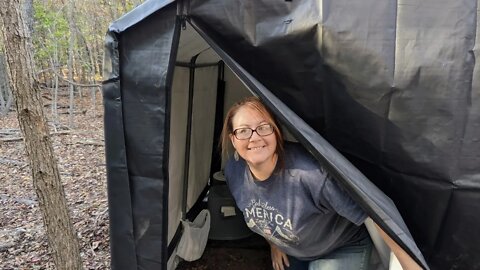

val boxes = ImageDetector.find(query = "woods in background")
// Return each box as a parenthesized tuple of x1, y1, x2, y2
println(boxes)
(0, 1, 143, 269)
(0, 0, 144, 125)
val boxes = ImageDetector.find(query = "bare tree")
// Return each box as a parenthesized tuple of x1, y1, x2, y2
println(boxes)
(23, 0, 34, 38)
(0, 54, 13, 116)
(67, 0, 76, 127)
(0, 1, 83, 269)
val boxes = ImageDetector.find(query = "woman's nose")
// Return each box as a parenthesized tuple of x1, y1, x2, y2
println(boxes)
(249, 130, 261, 141)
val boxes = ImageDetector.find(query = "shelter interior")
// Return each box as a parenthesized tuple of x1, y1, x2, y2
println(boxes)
(167, 22, 397, 270)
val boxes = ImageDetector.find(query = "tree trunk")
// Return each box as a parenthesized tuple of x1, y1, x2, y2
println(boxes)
(0, 54, 13, 116)
(49, 56, 59, 125)
(0, 1, 83, 270)
(121, 0, 127, 14)
(67, 0, 76, 127)
(23, 0, 34, 40)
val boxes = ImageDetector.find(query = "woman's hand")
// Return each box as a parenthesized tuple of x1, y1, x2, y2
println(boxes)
(269, 242, 290, 270)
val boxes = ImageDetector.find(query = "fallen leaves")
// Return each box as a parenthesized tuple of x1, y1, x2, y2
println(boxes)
(0, 93, 110, 269)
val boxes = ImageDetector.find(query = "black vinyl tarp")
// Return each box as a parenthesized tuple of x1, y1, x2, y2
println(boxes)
(103, 0, 480, 269)
(104, 2, 179, 269)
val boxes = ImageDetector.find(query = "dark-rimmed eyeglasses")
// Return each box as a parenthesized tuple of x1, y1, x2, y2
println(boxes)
(232, 124, 274, 140)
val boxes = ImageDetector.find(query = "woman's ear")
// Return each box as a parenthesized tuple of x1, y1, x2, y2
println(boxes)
(230, 134, 236, 149)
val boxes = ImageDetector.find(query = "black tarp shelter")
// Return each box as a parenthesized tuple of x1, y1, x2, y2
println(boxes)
(103, 1, 480, 269)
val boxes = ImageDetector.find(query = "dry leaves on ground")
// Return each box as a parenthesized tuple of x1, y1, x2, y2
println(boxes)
(0, 92, 110, 269)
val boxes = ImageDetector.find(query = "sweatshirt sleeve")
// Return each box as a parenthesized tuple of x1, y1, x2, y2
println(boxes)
(320, 174, 367, 226)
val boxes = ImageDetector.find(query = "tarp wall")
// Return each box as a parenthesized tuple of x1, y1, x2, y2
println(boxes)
(104, 2, 179, 269)
(188, 0, 480, 269)
(104, 0, 480, 269)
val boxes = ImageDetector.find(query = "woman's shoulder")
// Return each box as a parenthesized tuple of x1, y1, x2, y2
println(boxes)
(224, 157, 247, 181)
(284, 142, 319, 168)
(282, 142, 329, 192)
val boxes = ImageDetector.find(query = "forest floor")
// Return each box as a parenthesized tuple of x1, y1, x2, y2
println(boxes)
(0, 92, 271, 269)
(0, 92, 109, 269)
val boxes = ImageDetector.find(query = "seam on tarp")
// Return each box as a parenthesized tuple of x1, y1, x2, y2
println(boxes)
(381, 0, 399, 181)
(430, 187, 454, 256)
(392, 0, 398, 86)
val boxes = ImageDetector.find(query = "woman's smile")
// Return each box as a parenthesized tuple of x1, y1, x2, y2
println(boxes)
(248, 145, 266, 151)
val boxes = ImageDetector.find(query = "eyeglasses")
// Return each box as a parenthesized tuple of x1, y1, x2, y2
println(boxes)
(233, 124, 274, 140)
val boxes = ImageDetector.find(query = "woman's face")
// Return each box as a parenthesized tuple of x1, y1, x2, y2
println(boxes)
(230, 106, 277, 169)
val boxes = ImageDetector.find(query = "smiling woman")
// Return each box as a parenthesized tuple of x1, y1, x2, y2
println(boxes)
(219, 97, 421, 270)
(221, 97, 284, 181)
(230, 108, 278, 180)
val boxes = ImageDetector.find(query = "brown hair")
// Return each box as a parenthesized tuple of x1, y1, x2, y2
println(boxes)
(220, 96, 285, 166)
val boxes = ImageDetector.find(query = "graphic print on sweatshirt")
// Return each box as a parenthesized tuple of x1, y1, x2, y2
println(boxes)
(244, 198, 300, 247)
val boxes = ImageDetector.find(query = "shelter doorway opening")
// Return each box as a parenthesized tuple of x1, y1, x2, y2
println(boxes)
(166, 22, 398, 270)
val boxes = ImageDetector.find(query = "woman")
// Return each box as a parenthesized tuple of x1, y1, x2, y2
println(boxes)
(220, 97, 422, 270)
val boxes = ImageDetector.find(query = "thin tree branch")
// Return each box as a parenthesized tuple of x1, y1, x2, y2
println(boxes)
(37, 68, 101, 88)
